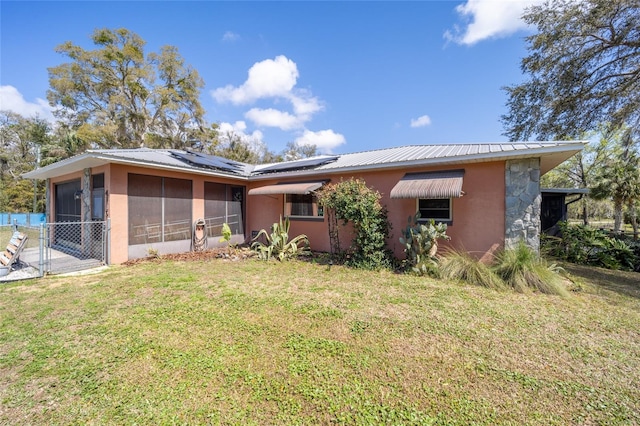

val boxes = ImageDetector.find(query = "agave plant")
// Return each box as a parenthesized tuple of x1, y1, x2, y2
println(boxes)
(251, 216, 311, 261)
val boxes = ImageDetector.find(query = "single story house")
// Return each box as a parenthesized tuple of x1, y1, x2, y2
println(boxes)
(23, 141, 585, 264)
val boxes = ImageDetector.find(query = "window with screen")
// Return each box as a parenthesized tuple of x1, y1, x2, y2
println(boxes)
(417, 198, 452, 222)
(204, 182, 245, 237)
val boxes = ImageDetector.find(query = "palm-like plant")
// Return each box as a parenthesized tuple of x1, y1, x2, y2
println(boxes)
(590, 132, 640, 233)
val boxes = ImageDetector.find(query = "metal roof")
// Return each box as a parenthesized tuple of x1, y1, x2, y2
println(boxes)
(22, 148, 254, 180)
(316, 142, 583, 171)
(541, 188, 590, 195)
(23, 142, 586, 181)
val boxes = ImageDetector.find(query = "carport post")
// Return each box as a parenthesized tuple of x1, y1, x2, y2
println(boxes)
(106, 218, 111, 265)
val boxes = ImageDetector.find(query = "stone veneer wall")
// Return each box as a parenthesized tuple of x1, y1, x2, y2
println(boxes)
(505, 158, 541, 252)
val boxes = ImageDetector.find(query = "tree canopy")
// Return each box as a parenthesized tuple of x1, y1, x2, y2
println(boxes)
(590, 130, 640, 232)
(0, 112, 49, 211)
(502, 0, 640, 141)
(47, 28, 215, 150)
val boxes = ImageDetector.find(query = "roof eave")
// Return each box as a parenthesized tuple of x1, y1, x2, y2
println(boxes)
(22, 151, 252, 181)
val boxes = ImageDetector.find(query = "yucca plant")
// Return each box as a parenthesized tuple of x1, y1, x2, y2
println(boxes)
(251, 216, 310, 261)
(493, 242, 568, 296)
(439, 250, 505, 290)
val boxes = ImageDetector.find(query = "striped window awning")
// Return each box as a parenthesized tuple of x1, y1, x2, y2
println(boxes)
(390, 170, 465, 199)
(248, 181, 325, 195)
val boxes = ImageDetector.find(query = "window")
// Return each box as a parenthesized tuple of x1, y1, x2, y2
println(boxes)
(418, 198, 452, 222)
(128, 174, 192, 245)
(285, 194, 324, 219)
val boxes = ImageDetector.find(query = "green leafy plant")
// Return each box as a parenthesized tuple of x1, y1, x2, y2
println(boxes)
(317, 179, 392, 270)
(399, 213, 450, 275)
(543, 222, 639, 271)
(251, 216, 310, 261)
(218, 222, 235, 255)
(493, 242, 568, 296)
(219, 223, 232, 244)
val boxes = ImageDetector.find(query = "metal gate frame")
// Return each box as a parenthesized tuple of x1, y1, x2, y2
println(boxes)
(41, 219, 109, 275)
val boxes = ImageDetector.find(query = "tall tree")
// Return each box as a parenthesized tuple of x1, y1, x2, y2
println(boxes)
(47, 28, 216, 150)
(0, 112, 49, 212)
(541, 129, 612, 224)
(502, 0, 640, 141)
(590, 131, 640, 233)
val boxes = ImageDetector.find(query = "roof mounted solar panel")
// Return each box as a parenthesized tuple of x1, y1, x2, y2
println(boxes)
(254, 155, 339, 174)
(170, 150, 246, 173)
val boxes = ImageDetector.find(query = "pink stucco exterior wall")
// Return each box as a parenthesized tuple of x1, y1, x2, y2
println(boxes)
(247, 160, 506, 261)
(47, 160, 506, 264)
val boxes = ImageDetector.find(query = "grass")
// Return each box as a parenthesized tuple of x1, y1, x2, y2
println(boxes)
(439, 250, 505, 291)
(1, 257, 639, 425)
(0, 225, 40, 251)
(493, 243, 569, 296)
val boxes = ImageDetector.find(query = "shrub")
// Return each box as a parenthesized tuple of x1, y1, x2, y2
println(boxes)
(439, 250, 504, 290)
(318, 179, 392, 270)
(251, 216, 310, 261)
(544, 222, 639, 271)
(493, 242, 568, 296)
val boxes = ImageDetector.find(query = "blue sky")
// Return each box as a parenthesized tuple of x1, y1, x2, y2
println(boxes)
(1, 1, 543, 155)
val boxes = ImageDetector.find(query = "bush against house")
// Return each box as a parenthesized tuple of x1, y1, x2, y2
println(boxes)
(317, 179, 392, 270)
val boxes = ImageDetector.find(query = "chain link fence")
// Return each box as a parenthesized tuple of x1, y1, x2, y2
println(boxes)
(45, 221, 107, 274)
(1, 220, 108, 282)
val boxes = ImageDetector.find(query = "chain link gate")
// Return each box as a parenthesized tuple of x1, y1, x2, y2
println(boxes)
(44, 220, 107, 274)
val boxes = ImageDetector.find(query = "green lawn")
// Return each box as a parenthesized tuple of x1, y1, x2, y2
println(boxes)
(1, 257, 639, 425)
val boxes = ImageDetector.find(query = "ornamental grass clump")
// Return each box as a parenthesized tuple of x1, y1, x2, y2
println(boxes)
(493, 242, 568, 297)
(439, 250, 505, 291)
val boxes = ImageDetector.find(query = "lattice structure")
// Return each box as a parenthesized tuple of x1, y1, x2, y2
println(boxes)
(326, 208, 341, 257)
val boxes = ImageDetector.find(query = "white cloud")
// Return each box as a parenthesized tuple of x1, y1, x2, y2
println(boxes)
(212, 56, 339, 150)
(294, 129, 345, 154)
(218, 121, 248, 134)
(212, 55, 299, 104)
(445, 0, 543, 45)
(222, 31, 240, 42)
(0, 85, 54, 121)
(290, 92, 323, 119)
(212, 55, 326, 130)
(245, 108, 303, 131)
(410, 115, 432, 128)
